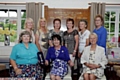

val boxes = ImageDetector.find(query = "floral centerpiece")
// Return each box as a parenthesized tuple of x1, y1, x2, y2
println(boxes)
(0, 28, 16, 46)
(0, 28, 16, 36)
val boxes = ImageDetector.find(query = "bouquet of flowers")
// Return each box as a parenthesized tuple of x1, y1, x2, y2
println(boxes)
(0, 28, 16, 36)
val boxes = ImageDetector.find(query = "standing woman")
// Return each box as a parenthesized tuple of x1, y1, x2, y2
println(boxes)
(78, 19, 90, 58)
(22, 18, 35, 43)
(35, 18, 49, 57)
(63, 18, 79, 63)
(93, 14, 107, 52)
(48, 18, 64, 47)
(10, 31, 43, 80)
(63, 18, 79, 79)
(35, 18, 49, 80)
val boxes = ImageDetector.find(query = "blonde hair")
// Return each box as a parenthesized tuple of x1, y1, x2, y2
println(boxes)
(89, 33, 98, 39)
(24, 18, 34, 30)
(37, 17, 48, 31)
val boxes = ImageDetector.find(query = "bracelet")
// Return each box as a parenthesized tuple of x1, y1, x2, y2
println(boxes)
(73, 50, 76, 53)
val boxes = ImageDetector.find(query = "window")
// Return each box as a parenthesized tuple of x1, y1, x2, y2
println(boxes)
(0, 5, 26, 46)
(21, 10, 26, 30)
(105, 11, 116, 40)
(105, 6, 120, 41)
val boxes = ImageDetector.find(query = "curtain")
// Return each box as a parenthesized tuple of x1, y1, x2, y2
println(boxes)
(26, 2, 43, 33)
(90, 2, 106, 32)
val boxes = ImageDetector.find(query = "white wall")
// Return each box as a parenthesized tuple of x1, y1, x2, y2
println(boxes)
(0, 0, 120, 8)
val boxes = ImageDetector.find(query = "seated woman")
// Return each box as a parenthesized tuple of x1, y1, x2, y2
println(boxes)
(80, 33, 108, 80)
(10, 31, 43, 80)
(45, 34, 74, 80)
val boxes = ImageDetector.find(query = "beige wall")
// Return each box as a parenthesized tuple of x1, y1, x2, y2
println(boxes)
(0, 0, 120, 8)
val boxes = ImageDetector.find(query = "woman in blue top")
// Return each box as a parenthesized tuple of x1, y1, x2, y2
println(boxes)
(93, 14, 107, 52)
(10, 31, 43, 79)
(45, 34, 74, 80)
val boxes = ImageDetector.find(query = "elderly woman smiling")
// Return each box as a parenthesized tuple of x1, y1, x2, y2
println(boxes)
(10, 31, 43, 79)
(80, 33, 108, 80)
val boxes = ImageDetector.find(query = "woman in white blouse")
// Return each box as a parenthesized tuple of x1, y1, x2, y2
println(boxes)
(78, 19, 90, 58)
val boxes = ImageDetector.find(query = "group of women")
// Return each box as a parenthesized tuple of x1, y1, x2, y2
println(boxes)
(9, 14, 108, 80)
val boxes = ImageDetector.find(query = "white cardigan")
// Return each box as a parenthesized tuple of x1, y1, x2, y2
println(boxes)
(81, 45, 108, 74)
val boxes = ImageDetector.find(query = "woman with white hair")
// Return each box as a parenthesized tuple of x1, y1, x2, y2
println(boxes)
(80, 33, 108, 80)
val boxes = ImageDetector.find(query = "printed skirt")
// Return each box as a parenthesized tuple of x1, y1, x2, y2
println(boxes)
(9, 63, 43, 80)
(50, 59, 68, 79)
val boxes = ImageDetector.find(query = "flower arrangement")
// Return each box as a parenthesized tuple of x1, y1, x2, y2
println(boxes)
(106, 40, 118, 48)
(0, 28, 16, 36)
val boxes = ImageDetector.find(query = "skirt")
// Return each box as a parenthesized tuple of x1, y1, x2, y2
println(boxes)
(9, 63, 43, 80)
(50, 59, 68, 79)
(82, 67, 104, 78)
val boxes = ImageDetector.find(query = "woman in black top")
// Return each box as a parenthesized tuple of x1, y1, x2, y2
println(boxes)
(63, 18, 79, 80)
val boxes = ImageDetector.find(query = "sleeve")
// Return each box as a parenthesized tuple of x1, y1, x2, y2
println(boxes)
(35, 30, 39, 36)
(99, 48, 108, 69)
(74, 30, 79, 36)
(81, 47, 87, 65)
(60, 31, 64, 43)
(86, 31, 91, 39)
(45, 48, 51, 61)
(10, 46, 17, 60)
(33, 43, 39, 52)
(64, 47, 70, 61)
(48, 30, 53, 40)
(63, 32, 66, 45)
(99, 29, 107, 48)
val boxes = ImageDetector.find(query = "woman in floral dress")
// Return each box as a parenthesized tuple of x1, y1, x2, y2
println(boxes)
(45, 34, 74, 80)
(80, 33, 108, 80)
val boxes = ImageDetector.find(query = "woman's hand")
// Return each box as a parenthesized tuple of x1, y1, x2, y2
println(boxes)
(72, 52, 76, 57)
(45, 60, 49, 66)
(92, 64, 100, 68)
(14, 68, 22, 75)
(88, 64, 97, 69)
(84, 63, 96, 69)
(69, 61, 74, 67)
(78, 52, 82, 58)
(87, 63, 100, 69)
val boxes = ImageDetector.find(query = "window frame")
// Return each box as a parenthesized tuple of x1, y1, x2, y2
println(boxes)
(105, 6, 120, 40)
(0, 5, 26, 46)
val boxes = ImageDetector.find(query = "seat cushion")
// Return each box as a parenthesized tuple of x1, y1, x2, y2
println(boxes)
(45, 73, 72, 80)
(64, 73, 72, 80)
